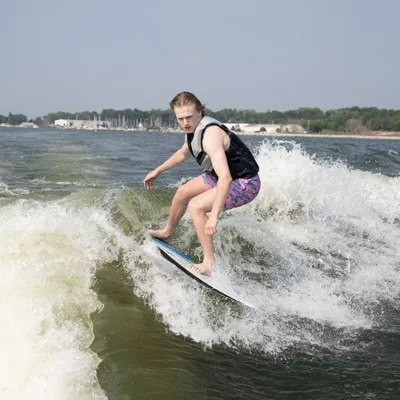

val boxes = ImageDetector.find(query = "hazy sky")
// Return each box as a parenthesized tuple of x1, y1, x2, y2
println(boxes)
(2, 0, 400, 117)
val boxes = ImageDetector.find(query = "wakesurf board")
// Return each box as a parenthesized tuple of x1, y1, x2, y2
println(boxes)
(152, 237, 255, 308)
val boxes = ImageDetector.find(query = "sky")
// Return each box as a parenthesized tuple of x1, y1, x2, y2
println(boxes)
(1, 0, 400, 118)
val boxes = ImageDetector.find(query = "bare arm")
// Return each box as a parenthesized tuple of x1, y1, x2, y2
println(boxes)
(144, 141, 191, 189)
(202, 126, 232, 234)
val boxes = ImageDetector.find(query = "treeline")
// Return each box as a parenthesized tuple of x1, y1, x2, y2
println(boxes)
(0, 113, 29, 125)
(211, 106, 400, 132)
(2, 106, 400, 132)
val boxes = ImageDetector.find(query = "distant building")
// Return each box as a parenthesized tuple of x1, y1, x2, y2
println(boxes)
(54, 119, 110, 130)
(223, 123, 249, 132)
(19, 122, 39, 128)
(223, 122, 305, 135)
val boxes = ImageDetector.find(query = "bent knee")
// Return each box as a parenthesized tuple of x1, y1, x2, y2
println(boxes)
(175, 183, 194, 201)
(187, 198, 204, 214)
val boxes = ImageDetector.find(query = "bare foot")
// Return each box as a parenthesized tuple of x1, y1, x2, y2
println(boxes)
(150, 229, 172, 243)
(191, 261, 214, 276)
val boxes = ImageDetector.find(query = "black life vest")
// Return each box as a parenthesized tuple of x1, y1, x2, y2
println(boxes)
(186, 117, 259, 180)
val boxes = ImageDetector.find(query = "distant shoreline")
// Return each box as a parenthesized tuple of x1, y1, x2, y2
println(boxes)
(1, 125, 400, 140)
(160, 129, 400, 140)
(239, 131, 400, 140)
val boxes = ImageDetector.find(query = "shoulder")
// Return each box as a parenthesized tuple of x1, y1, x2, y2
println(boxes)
(203, 124, 226, 141)
(203, 125, 226, 153)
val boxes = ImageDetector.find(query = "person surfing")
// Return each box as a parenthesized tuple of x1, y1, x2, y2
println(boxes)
(144, 92, 260, 275)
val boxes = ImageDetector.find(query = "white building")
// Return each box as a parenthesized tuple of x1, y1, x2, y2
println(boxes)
(54, 119, 110, 130)
(223, 122, 305, 135)
(19, 122, 39, 128)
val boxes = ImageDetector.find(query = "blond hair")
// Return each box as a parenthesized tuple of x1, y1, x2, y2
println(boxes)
(169, 91, 205, 117)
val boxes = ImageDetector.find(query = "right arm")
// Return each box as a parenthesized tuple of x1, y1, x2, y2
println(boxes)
(143, 141, 191, 189)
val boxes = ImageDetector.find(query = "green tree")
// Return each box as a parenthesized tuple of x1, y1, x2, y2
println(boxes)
(8, 112, 27, 125)
(309, 119, 332, 133)
(391, 116, 400, 131)
(296, 107, 324, 120)
(370, 116, 394, 131)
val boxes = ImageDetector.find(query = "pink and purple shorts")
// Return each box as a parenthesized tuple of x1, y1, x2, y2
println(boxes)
(201, 172, 261, 211)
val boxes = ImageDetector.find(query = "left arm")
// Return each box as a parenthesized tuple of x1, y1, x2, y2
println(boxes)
(202, 126, 232, 235)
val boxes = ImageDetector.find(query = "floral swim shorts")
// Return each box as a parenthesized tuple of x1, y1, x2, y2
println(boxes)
(201, 172, 261, 211)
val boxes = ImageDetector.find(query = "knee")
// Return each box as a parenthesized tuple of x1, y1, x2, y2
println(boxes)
(187, 198, 203, 215)
(174, 183, 192, 202)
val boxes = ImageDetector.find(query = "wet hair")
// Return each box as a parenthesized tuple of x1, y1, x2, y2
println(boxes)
(169, 91, 205, 117)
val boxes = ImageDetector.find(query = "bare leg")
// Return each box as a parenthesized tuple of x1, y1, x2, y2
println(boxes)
(187, 188, 218, 275)
(150, 176, 210, 242)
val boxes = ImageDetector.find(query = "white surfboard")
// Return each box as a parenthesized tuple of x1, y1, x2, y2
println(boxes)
(152, 237, 255, 309)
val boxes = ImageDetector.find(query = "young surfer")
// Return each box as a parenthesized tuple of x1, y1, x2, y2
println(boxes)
(144, 91, 260, 275)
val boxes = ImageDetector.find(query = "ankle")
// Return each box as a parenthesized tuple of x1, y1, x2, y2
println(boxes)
(163, 227, 173, 236)
(203, 258, 215, 266)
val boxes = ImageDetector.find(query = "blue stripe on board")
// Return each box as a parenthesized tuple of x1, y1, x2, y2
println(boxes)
(152, 237, 195, 264)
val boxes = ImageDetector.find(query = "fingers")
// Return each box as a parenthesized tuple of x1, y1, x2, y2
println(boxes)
(205, 219, 217, 235)
(205, 226, 216, 236)
(143, 177, 153, 189)
(143, 169, 161, 189)
(143, 171, 158, 189)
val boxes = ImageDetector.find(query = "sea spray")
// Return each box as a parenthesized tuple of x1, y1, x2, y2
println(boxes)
(0, 200, 120, 399)
(126, 139, 400, 353)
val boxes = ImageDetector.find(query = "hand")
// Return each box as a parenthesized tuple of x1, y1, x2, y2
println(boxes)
(143, 169, 160, 189)
(205, 215, 218, 236)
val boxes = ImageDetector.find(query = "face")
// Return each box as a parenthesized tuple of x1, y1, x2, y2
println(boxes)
(174, 104, 202, 133)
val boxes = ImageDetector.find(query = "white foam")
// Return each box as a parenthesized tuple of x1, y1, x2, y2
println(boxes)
(129, 139, 400, 354)
(167, 176, 194, 188)
(0, 181, 30, 196)
(0, 200, 118, 399)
